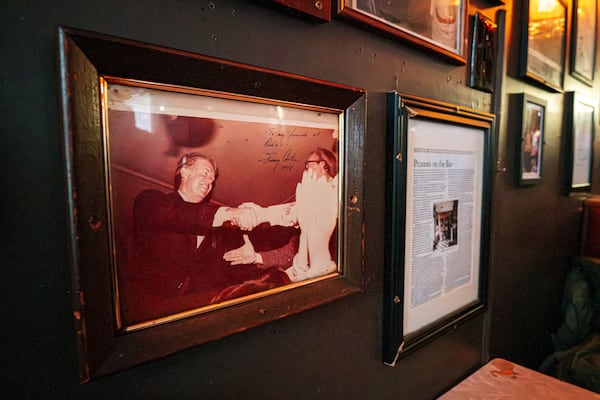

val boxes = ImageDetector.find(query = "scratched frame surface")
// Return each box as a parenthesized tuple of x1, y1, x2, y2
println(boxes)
(57, 26, 365, 382)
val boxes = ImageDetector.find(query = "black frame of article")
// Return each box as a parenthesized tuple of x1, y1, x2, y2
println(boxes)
(383, 93, 494, 366)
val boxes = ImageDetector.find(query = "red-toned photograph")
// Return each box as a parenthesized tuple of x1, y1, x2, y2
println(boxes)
(107, 81, 342, 329)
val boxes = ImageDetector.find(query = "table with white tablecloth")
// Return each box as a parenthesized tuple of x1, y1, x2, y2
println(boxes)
(438, 358, 600, 399)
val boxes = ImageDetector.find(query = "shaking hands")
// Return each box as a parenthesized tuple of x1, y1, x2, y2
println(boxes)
(223, 207, 259, 231)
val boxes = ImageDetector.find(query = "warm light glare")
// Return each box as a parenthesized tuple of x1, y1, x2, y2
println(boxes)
(528, 0, 565, 38)
(536, 0, 561, 14)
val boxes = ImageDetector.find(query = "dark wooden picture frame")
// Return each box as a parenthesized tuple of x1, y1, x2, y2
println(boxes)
(564, 91, 595, 193)
(57, 26, 365, 382)
(383, 93, 493, 366)
(337, 0, 467, 65)
(570, 0, 597, 86)
(469, 12, 498, 93)
(516, 94, 546, 185)
(519, 0, 567, 92)
(269, 0, 332, 21)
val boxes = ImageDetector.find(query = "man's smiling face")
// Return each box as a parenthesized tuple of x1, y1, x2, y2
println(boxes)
(179, 158, 216, 203)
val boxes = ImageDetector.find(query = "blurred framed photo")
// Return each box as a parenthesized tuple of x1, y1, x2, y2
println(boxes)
(58, 26, 365, 381)
(469, 12, 498, 93)
(565, 92, 595, 193)
(520, 0, 567, 92)
(338, 0, 467, 64)
(516, 94, 546, 185)
(570, 0, 597, 85)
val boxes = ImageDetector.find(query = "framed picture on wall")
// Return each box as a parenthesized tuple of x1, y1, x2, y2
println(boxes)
(337, 0, 467, 64)
(516, 94, 546, 185)
(383, 93, 494, 366)
(570, 0, 598, 86)
(565, 92, 595, 193)
(269, 0, 332, 21)
(57, 26, 365, 382)
(469, 12, 498, 93)
(519, 0, 567, 92)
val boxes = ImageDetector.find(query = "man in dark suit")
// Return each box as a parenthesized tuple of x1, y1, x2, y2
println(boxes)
(123, 152, 290, 324)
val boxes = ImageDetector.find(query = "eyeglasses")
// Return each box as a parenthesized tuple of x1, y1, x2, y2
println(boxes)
(305, 159, 323, 168)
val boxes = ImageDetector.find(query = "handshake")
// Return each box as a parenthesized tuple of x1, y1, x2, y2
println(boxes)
(223, 202, 298, 231)
(222, 170, 339, 282)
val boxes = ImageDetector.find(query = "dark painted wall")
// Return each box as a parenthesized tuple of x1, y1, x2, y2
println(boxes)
(487, 0, 600, 368)
(2, 0, 598, 398)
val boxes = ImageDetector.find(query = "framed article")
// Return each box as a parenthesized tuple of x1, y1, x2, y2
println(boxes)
(564, 92, 595, 193)
(516, 94, 546, 185)
(383, 93, 493, 366)
(519, 0, 567, 92)
(570, 0, 597, 86)
(337, 0, 467, 64)
(57, 26, 365, 381)
(469, 12, 498, 93)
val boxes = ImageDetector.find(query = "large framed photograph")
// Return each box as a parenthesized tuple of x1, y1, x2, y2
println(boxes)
(519, 0, 567, 92)
(564, 92, 595, 193)
(516, 94, 546, 185)
(57, 27, 365, 382)
(338, 0, 467, 64)
(570, 0, 597, 86)
(383, 93, 493, 365)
